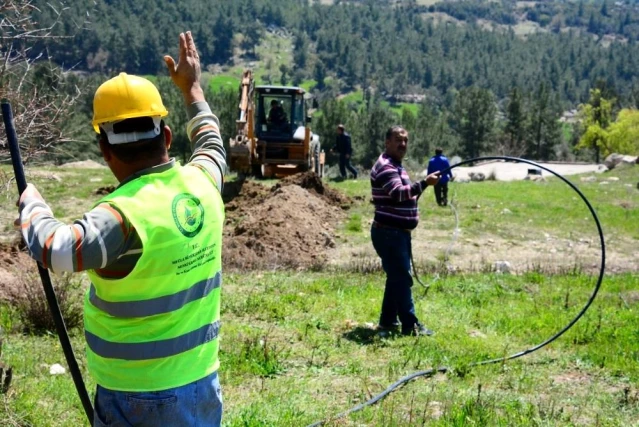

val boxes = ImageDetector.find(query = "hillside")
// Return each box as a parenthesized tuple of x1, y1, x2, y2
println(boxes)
(3, 0, 639, 169)
(24, 0, 639, 106)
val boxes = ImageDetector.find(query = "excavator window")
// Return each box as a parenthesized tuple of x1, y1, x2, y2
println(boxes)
(258, 95, 294, 135)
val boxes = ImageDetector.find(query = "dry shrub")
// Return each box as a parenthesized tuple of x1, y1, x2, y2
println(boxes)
(9, 270, 84, 334)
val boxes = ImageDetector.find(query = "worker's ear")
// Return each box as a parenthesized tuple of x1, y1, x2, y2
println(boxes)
(98, 138, 112, 163)
(163, 125, 172, 151)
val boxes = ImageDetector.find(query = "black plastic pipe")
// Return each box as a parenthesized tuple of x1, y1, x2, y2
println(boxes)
(1, 100, 94, 424)
(308, 156, 606, 426)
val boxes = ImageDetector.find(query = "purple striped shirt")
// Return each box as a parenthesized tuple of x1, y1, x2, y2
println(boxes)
(370, 152, 425, 230)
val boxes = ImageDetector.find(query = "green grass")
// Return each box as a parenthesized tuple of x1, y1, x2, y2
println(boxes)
(388, 102, 419, 116)
(208, 74, 241, 92)
(339, 91, 419, 116)
(340, 90, 364, 105)
(328, 165, 639, 247)
(345, 213, 362, 233)
(1, 164, 638, 425)
(1, 272, 638, 425)
(299, 79, 317, 92)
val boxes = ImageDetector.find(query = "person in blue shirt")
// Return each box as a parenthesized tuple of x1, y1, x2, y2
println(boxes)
(427, 148, 453, 206)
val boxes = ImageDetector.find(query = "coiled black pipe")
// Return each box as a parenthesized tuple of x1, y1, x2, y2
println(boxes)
(308, 156, 606, 427)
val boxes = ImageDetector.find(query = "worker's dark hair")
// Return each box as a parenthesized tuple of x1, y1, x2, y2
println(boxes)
(435, 147, 443, 155)
(99, 117, 167, 164)
(385, 125, 406, 140)
(271, 99, 278, 106)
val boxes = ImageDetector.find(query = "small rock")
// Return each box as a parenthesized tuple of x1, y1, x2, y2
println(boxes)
(49, 364, 66, 375)
(494, 261, 511, 274)
(501, 208, 512, 215)
(606, 177, 620, 181)
(469, 330, 487, 338)
(469, 172, 486, 182)
(599, 181, 609, 185)
(604, 153, 624, 169)
(364, 322, 375, 329)
(90, 178, 103, 182)
(550, 248, 557, 254)
(580, 176, 597, 183)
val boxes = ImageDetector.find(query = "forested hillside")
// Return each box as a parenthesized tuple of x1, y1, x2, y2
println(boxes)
(3, 0, 639, 167)
(30, 0, 639, 104)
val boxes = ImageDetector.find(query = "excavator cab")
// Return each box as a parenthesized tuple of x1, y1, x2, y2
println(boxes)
(256, 87, 305, 141)
(229, 70, 324, 179)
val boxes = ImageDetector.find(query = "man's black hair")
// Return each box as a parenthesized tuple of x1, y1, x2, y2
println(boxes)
(99, 117, 167, 164)
(385, 125, 405, 140)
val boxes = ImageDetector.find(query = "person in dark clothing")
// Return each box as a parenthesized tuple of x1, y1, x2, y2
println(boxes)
(370, 126, 440, 337)
(332, 124, 358, 179)
(427, 148, 453, 206)
(268, 100, 287, 128)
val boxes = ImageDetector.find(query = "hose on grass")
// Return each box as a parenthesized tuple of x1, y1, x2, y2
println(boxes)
(308, 156, 606, 427)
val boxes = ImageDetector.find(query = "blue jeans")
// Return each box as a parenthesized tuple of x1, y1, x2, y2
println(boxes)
(94, 371, 223, 426)
(370, 225, 419, 333)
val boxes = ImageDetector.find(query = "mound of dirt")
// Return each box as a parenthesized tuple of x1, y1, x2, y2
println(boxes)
(223, 173, 350, 270)
(274, 172, 352, 209)
(0, 239, 32, 301)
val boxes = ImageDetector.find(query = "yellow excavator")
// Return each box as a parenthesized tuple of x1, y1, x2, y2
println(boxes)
(228, 70, 324, 178)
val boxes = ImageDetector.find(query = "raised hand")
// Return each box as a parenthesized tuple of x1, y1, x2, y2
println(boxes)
(164, 31, 204, 103)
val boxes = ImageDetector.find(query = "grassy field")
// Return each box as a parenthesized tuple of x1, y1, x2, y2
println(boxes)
(327, 165, 638, 275)
(0, 164, 638, 426)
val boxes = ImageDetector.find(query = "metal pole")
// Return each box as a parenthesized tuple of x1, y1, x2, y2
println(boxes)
(1, 100, 94, 424)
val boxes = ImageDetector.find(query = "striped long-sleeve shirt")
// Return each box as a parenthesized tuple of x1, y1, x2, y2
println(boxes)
(370, 152, 425, 230)
(19, 101, 225, 277)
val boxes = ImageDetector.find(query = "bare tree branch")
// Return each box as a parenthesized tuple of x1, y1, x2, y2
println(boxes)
(1, 1, 84, 166)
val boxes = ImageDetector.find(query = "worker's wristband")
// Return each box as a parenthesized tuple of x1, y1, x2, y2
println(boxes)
(420, 180, 428, 190)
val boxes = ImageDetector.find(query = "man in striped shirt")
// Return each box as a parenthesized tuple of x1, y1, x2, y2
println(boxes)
(18, 32, 226, 425)
(370, 125, 440, 337)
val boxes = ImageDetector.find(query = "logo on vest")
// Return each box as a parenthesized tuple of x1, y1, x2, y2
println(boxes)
(172, 193, 204, 237)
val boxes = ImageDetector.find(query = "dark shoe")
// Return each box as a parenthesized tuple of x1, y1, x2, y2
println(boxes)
(402, 323, 434, 337)
(377, 322, 400, 338)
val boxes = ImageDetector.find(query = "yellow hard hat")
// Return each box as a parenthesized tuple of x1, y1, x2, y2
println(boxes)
(92, 73, 168, 133)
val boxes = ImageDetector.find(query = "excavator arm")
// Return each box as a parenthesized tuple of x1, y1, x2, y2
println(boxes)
(229, 70, 256, 174)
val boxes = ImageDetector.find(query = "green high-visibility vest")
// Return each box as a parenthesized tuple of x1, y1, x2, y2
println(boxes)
(85, 164, 224, 391)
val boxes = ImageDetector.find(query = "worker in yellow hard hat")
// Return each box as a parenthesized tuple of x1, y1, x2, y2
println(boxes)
(17, 31, 226, 425)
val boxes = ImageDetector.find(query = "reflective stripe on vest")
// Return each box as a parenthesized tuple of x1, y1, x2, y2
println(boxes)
(85, 164, 224, 392)
(85, 320, 221, 360)
(88, 272, 221, 318)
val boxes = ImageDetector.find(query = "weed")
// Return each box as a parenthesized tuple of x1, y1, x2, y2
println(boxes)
(8, 270, 84, 334)
(346, 213, 362, 233)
